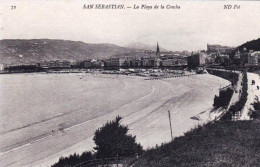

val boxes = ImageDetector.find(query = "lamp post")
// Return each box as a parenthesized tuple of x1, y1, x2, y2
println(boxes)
(168, 110, 174, 141)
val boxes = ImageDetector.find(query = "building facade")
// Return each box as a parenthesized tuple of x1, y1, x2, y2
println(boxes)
(187, 52, 207, 67)
(106, 57, 126, 67)
(248, 51, 260, 66)
(207, 44, 234, 54)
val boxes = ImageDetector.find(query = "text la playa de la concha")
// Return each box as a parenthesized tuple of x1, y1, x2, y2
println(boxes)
(83, 4, 181, 10)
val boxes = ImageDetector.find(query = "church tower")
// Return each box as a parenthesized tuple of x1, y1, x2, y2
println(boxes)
(156, 42, 160, 57)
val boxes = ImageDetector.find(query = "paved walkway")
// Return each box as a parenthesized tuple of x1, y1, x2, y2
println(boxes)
(240, 72, 260, 120)
(227, 73, 242, 111)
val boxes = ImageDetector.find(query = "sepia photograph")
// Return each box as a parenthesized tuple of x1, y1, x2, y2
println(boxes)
(0, 0, 260, 167)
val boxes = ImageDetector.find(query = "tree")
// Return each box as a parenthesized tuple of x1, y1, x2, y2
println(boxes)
(93, 116, 143, 159)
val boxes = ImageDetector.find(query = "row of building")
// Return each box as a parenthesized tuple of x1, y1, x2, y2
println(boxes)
(34, 56, 188, 69)
(207, 44, 260, 67)
(6, 43, 260, 71)
(207, 44, 235, 55)
(233, 47, 260, 66)
(33, 43, 227, 69)
(34, 49, 260, 70)
(102, 56, 188, 68)
(82, 43, 201, 68)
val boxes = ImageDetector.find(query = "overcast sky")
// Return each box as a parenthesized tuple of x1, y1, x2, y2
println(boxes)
(1, 0, 260, 51)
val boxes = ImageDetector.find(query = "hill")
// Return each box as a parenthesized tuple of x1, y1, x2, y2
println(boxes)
(0, 39, 137, 65)
(237, 38, 260, 52)
(124, 42, 169, 52)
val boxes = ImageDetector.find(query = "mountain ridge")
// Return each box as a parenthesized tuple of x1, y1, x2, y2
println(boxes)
(0, 39, 139, 65)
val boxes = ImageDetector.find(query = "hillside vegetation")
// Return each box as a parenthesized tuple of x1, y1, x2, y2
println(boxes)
(237, 38, 260, 51)
(134, 120, 260, 167)
(0, 39, 137, 65)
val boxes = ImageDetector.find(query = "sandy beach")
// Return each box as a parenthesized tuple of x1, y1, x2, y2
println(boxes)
(0, 73, 229, 167)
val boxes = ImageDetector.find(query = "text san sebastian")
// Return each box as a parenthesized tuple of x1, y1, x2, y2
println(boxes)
(83, 4, 125, 9)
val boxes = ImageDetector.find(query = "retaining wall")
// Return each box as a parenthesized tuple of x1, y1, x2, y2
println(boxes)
(206, 68, 240, 84)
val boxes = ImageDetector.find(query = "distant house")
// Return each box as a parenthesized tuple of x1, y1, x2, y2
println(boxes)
(234, 49, 242, 59)
(207, 44, 234, 54)
(161, 58, 176, 67)
(39, 61, 49, 69)
(161, 57, 187, 67)
(141, 57, 152, 67)
(0, 64, 4, 71)
(92, 59, 104, 68)
(83, 60, 92, 68)
(187, 52, 207, 67)
(97, 61, 105, 68)
(104, 59, 111, 67)
(124, 58, 141, 67)
(205, 56, 215, 65)
(248, 51, 260, 66)
(133, 59, 142, 67)
(151, 57, 161, 67)
(178, 57, 188, 66)
(47, 60, 71, 68)
(105, 57, 126, 67)
(82, 59, 104, 68)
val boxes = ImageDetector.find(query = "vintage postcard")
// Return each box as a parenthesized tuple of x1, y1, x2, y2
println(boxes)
(0, 0, 260, 167)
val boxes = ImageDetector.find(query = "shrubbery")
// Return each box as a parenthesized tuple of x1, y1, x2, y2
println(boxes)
(51, 151, 94, 167)
(213, 87, 233, 109)
(51, 116, 143, 167)
(94, 116, 143, 159)
(250, 102, 260, 119)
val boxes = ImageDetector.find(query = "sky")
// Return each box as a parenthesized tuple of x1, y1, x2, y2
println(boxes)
(0, 0, 260, 51)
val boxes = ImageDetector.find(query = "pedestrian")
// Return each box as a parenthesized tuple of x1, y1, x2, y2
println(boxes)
(252, 80, 255, 85)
